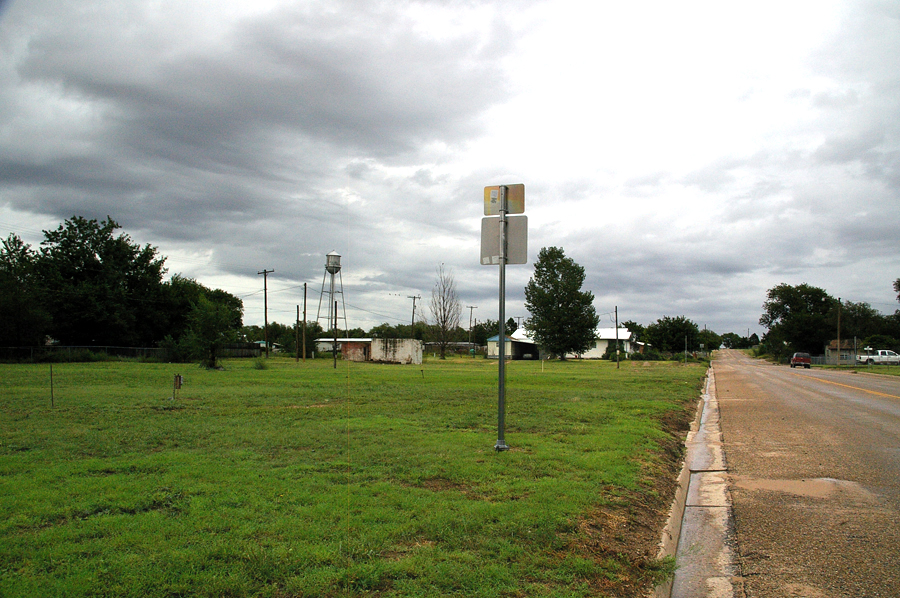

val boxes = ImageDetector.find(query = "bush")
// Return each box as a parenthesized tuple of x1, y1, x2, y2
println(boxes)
(629, 348, 665, 361)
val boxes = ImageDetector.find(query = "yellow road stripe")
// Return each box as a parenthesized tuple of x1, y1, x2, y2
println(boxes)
(801, 374, 900, 400)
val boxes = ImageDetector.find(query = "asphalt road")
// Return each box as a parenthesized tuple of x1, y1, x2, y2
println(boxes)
(714, 350, 900, 597)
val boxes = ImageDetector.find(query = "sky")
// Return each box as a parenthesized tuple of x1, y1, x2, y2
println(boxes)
(1, 0, 898, 338)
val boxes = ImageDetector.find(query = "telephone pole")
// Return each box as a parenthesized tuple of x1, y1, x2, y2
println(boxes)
(408, 295, 421, 337)
(258, 269, 274, 357)
(467, 305, 477, 356)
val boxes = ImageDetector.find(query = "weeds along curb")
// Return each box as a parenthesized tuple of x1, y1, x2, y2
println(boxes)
(651, 370, 710, 598)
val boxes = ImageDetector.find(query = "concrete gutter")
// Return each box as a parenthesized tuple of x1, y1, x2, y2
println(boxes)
(653, 368, 742, 598)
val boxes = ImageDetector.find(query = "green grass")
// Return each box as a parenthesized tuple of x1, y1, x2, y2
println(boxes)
(0, 357, 706, 597)
(817, 364, 900, 376)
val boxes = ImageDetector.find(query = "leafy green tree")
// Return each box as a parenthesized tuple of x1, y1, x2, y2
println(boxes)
(506, 318, 518, 333)
(644, 316, 701, 354)
(184, 294, 242, 368)
(0, 234, 51, 346)
(697, 328, 722, 351)
(720, 332, 752, 349)
(759, 283, 837, 357)
(621, 320, 645, 342)
(470, 319, 498, 347)
(368, 322, 400, 338)
(840, 300, 887, 340)
(36, 216, 169, 346)
(524, 247, 599, 359)
(160, 277, 243, 364)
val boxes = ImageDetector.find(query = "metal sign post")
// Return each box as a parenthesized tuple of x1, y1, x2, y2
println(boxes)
(481, 183, 526, 452)
(496, 185, 509, 451)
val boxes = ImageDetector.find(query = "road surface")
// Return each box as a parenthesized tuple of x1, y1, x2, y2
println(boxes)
(714, 349, 900, 597)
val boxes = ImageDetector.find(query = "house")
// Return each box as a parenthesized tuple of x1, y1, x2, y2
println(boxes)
(824, 339, 854, 366)
(487, 328, 541, 360)
(568, 328, 635, 359)
(315, 338, 423, 364)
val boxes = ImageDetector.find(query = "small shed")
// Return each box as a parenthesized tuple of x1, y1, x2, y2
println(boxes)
(487, 328, 540, 360)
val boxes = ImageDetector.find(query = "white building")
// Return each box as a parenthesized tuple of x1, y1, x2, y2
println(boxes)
(567, 328, 635, 359)
(486, 328, 541, 359)
(315, 338, 423, 364)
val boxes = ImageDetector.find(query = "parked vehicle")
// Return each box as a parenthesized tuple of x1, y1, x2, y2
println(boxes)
(790, 352, 811, 368)
(856, 349, 900, 365)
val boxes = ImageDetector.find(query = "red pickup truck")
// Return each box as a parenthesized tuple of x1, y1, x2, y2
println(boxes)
(790, 352, 811, 368)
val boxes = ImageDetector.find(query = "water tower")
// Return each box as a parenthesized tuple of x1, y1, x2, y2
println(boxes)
(316, 251, 347, 344)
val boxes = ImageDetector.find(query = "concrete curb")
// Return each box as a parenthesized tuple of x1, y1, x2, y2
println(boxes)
(652, 368, 740, 598)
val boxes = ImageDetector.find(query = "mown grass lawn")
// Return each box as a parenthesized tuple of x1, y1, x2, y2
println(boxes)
(0, 356, 706, 597)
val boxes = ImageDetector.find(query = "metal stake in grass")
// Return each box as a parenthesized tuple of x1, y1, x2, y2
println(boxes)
(172, 374, 183, 400)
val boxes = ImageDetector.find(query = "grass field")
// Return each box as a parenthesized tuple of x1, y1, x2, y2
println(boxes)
(0, 356, 707, 597)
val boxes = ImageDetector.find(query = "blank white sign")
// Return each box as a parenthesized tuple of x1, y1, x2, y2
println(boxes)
(480, 215, 527, 265)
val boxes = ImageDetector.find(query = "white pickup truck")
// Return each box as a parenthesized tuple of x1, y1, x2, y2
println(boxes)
(856, 349, 900, 365)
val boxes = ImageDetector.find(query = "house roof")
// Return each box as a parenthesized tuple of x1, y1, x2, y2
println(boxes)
(488, 328, 632, 344)
(487, 330, 536, 344)
(595, 327, 632, 340)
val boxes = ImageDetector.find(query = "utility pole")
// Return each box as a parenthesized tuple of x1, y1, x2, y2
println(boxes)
(408, 295, 421, 338)
(258, 269, 274, 357)
(837, 297, 842, 366)
(467, 305, 477, 357)
(302, 283, 307, 362)
(615, 305, 619, 369)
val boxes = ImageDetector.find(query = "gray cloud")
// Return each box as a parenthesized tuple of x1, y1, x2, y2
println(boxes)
(1, 0, 898, 336)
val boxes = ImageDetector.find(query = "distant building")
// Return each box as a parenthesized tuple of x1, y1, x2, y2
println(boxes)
(487, 328, 541, 359)
(315, 338, 423, 364)
(825, 339, 854, 365)
(567, 328, 636, 359)
(486, 327, 638, 359)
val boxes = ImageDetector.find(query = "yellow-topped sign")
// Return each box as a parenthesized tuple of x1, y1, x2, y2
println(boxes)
(484, 184, 525, 215)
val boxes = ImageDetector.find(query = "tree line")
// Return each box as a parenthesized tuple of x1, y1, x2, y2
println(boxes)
(757, 281, 900, 360)
(15, 219, 877, 366)
(0, 216, 243, 366)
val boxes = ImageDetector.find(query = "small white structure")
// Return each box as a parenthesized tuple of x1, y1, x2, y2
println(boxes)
(315, 338, 423, 364)
(487, 328, 540, 360)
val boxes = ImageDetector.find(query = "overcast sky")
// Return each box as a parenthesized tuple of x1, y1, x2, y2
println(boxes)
(1, 0, 898, 337)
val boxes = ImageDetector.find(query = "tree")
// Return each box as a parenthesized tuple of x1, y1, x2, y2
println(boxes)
(524, 247, 599, 359)
(759, 283, 837, 357)
(721, 332, 754, 349)
(429, 264, 461, 359)
(894, 278, 900, 303)
(621, 320, 645, 342)
(470, 319, 498, 347)
(840, 300, 888, 341)
(698, 328, 722, 351)
(184, 294, 242, 368)
(644, 316, 701, 354)
(160, 277, 244, 364)
(0, 234, 51, 346)
(35, 216, 169, 346)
